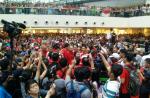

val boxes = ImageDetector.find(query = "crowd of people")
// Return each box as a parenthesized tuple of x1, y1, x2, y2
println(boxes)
(0, 1, 150, 17)
(0, 2, 54, 8)
(111, 4, 150, 17)
(0, 30, 150, 98)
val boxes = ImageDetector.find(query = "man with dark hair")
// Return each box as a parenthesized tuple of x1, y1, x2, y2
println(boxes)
(145, 40, 149, 53)
(139, 58, 150, 98)
(140, 52, 150, 67)
(111, 32, 116, 44)
(0, 58, 10, 71)
(145, 58, 150, 66)
(119, 53, 136, 98)
(74, 66, 91, 82)
(118, 49, 127, 67)
(0, 58, 12, 98)
(99, 53, 123, 98)
(65, 60, 92, 98)
(0, 75, 12, 98)
(51, 52, 59, 62)
(55, 58, 68, 79)
(60, 43, 74, 65)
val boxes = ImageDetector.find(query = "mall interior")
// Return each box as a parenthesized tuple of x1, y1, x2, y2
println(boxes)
(0, 0, 150, 98)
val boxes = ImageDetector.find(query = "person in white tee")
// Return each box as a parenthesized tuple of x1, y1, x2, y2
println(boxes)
(99, 53, 123, 98)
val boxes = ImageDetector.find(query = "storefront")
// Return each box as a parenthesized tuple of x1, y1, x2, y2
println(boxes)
(0, 27, 150, 36)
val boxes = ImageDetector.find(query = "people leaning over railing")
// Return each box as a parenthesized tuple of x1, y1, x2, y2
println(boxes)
(0, 2, 150, 17)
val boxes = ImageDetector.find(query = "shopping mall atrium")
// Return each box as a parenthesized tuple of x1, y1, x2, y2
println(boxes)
(0, 0, 150, 98)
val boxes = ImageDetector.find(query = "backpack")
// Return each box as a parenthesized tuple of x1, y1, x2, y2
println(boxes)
(125, 67, 140, 96)
(66, 80, 88, 98)
(142, 69, 150, 89)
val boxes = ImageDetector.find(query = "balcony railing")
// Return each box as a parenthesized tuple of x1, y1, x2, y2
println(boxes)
(0, 7, 149, 17)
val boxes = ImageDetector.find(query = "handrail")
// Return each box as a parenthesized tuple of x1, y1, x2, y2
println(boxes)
(0, 7, 149, 17)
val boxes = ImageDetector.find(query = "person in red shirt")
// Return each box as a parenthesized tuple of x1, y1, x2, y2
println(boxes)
(139, 58, 150, 98)
(120, 53, 135, 98)
(120, 67, 130, 98)
(60, 43, 74, 65)
(56, 58, 68, 79)
(46, 43, 60, 63)
(79, 44, 90, 66)
(41, 44, 48, 57)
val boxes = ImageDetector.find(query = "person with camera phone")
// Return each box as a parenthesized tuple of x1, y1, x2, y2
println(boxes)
(20, 50, 48, 98)
(25, 79, 64, 98)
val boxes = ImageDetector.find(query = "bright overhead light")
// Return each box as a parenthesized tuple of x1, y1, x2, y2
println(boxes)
(0, 0, 4, 2)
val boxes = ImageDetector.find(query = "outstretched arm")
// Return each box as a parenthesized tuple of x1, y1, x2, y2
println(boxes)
(40, 60, 47, 80)
(99, 53, 111, 73)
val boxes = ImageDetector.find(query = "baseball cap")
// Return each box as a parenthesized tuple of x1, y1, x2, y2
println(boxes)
(109, 53, 120, 60)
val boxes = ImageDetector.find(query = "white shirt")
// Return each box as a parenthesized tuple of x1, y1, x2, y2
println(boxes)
(102, 79, 121, 98)
(135, 54, 142, 65)
(0, 43, 2, 50)
(118, 59, 125, 67)
(142, 6, 147, 13)
(106, 33, 112, 40)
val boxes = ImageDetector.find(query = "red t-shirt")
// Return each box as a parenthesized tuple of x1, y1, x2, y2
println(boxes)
(56, 70, 64, 79)
(60, 48, 74, 65)
(78, 53, 90, 66)
(42, 50, 48, 57)
(37, 38, 42, 44)
(120, 68, 130, 94)
(56, 68, 67, 79)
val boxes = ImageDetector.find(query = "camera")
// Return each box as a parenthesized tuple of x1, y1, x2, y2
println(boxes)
(1, 19, 26, 38)
(49, 65, 57, 78)
(82, 57, 90, 66)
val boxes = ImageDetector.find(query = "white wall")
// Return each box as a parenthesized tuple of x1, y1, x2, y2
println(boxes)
(84, 0, 146, 7)
(129, 16, 150, 28)
(0, 14, 150, 28)
(0, 14, 128, 28)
